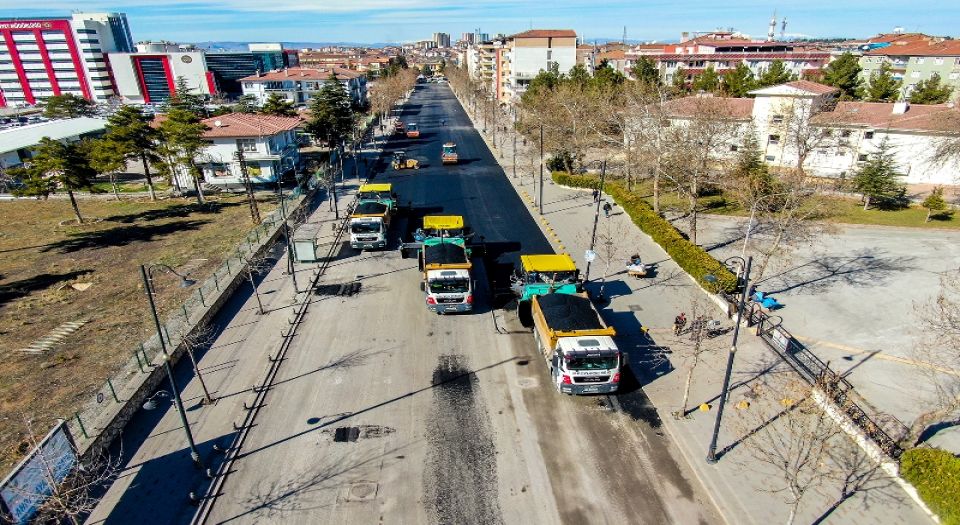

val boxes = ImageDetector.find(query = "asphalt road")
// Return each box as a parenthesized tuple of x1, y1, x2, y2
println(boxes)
(203, 84, 720, 524)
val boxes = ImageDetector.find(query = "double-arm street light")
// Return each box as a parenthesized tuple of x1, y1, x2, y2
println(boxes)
(740, 191, 795, 260)
(583, 159, 608, 283)
(140, 264, 203, 468)
(704, 255, 753, 464)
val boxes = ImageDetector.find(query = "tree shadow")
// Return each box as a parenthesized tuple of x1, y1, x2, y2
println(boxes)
(758, 248, 915, 295)
(104, 201, 242, 224)
(40, 220, 210, 253)
(0, 269, 94, 305)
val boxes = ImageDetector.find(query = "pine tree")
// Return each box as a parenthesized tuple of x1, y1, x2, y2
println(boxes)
(672, 67, 689, 94)
(758, 60, 794, 87)
(305, 73, 354, 148)
(260, 93, 297, 117)
(12, 138, 95, 223)
(852, 138, 906, 210)
(593, 61, 626, 88)
(233, 94, 259, 114)
(630, 56, 660, 87)
(165, 76, 208, 117)
(158, 108, 210, 204)
(691, 66, 721, 93)
(42, 93, 95, 119)
(909, 73, 955, 104)
(722, 63, 757, 97)
(729, 128, 777, 208)
(103, 105, 162, 200)
(821, 53, 863, 100)
(921, 186, 948, 222)
(85, 138, 127, 200)
(859, 62, 902, 102)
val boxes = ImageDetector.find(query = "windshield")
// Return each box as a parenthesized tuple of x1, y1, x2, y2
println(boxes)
(565, 355, 618, 371)
(526, 270, 578, 284)
(443, 146, 455, 155)
(429, 279, 469, 294)
(351, 222, 381, 234)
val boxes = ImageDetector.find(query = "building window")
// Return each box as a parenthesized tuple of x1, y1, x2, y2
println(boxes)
(729, 144, 739, 152)
(857, 154, 868, 162)
(236, 138, 257, 152)
(768, 134, 780, 145)
(248, 164, 263, 178)
(209, 163, 230, 178)
(546, 50, 552, 60)
(840, 130, 852, 138)
(916, 57, 925, 64)
(950, 73, 960, 80)
(765, 155, 776, 161)
(935, 58, 944, 65)
(771, 114, 783, 124)
(864, 131, 874, 139)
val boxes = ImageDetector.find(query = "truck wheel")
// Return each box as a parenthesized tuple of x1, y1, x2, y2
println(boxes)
(420, 282, 425, 292)
(517, 301, 533, 327)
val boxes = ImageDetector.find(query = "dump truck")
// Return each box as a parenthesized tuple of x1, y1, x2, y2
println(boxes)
(441, 142, 458, 164)
(418, 238, 473, 314)
(531, 292, 621, 394)
(406, 122, 420, 138)
(511, 254, 583, 325)
(349, 201, 391, 250)
(413, 215, 472, 242)
(358, 183, 398, 212)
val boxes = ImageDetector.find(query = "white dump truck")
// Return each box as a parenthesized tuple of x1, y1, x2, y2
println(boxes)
(531, 292, 621, 394)
(349, 201, 391, 250)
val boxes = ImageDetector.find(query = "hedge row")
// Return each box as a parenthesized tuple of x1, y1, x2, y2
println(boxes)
(901, 448, 960, 525)
(552, 172, 737, 293)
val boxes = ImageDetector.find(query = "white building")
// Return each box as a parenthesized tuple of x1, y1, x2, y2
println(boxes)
(0, 116, 106, 169)
(498, 30, 578, 103)
(647, 80, 960, 185)
(108, 42, 214, 105)
(240, 67, 367, 107)
(193, 113, 302, 187)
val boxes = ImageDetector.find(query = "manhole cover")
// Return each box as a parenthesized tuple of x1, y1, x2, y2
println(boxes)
(333, 426, 360, 442)
(341, 480, 379, 502)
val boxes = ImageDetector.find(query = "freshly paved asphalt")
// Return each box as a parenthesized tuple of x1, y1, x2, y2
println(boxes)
(194, 84, 721, 524)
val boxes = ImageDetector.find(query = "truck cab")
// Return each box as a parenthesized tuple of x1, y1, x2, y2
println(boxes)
(406, 122, 420, 138)
(420, 240, 473, 314)
(349, 201, 391, 250)
(513, 254, 583, 325)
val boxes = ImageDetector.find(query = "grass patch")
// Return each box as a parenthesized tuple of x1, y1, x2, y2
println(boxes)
(901, 447, 960, 524)
(89, 181, 173, 194)
(0, 194, 277, 469)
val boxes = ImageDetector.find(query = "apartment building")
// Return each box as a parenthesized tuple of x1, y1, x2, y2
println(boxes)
(0, 12, 134, 107)
(644, 80, 959, 185)
(205, 43, 297, 98)
(860, 37, 960, 100)
(108, 42, 214, 104)
(433, 33, 451, 49)
(195, 113, 301, 187)
(240, 67, 366, 107)
(498, 29, 578, 103)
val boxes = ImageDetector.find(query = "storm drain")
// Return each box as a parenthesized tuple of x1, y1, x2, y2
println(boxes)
(314, 282, 362, 296)
(328, 425, 395, 443)
(333, 426, 361, 442)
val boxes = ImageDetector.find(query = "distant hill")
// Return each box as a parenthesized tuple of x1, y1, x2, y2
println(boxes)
(192, 41, 397, 51)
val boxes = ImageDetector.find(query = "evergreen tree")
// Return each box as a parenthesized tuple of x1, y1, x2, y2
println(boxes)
(85, 137, 127, 200)
(630, 56, 660, 86)
(758, 59, 794, 87)
(165, 76, 208, 117)
(233, 94, 259, 114)
(691, 66, 721, 93)
(102, 105, 162, 200)
(158, 107, 210, 204)
(722, 63, 757, 97)
(672, 67, 689, 94)
(859, 62, 902, 102)
(12, 138, 95, 223)
(260, 93, 297, 117)
(909, 73, 955, 104)
(566, 64, 592, 86)
(921, 186, 948, 222)
(729, 128, 776, 208)
(42, 93, 95, 119)
(821, 53, 863, 100)
(593, 61, 626, 87)
(852, 138, 906, 210)
(305, 73, 354, 148)
(522, 69, 561, 103)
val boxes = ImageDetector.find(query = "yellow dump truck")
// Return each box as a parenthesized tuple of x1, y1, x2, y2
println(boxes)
(531, 292, 621, 394)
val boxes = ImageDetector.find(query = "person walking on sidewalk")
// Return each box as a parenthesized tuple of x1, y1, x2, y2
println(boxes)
(603, 201, 613, 218)
(592, 188, 600, 202)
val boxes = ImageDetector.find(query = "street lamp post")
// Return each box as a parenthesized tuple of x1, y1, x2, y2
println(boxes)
(741, 192, 794, 260)
(140, 264, 203, 467)
(276, 179, 298, 293)
(538, 124, 544, 215)
(705, 255, 753, 464)
(584, 160, 607, 282)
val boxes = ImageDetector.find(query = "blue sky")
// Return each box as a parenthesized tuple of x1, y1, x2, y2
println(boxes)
(1, 0, 957, 44)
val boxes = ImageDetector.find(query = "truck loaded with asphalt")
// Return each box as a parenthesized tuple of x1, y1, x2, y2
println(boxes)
(531, 292, 621, 394)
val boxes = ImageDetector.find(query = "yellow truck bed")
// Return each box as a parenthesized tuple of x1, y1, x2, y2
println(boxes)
(531, 293, 616, 356)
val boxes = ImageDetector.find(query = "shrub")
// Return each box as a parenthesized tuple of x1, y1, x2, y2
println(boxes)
(901, 447, 960, 525)
(546, 150, 578, 174)
(553, 172, 737, 293)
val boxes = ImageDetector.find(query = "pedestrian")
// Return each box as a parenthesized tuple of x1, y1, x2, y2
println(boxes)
(602, 201, 612, 218)
(592, 188, 600, 202)
(673, 312, 687, 336)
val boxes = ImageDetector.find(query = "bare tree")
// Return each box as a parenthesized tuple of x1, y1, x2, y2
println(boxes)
(242, 249, 275, 315)
(673, 297, 723, 417)
(905, 268, 960, 446)
(169, 323, 217, 405)
(590, 220, 632, 300)
(772, 97, 847, 177)
(813, 437, 898, 525)
(6, 417, 122, 525)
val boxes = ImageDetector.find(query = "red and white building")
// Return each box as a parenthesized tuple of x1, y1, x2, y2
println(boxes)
(108, 42, 215, 105)
(0, 12, 134, 107)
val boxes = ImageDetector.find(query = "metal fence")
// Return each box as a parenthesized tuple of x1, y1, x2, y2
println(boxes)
(63, 180, 318, 449)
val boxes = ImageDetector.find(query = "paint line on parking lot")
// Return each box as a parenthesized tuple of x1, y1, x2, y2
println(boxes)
(796, 336, 960, 376)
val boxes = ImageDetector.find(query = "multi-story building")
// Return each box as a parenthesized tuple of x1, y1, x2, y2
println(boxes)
(108, 42, 214, 104)
(627, 31, 830, 85)
(860, 37, 960, 100)
(240, 67, 366, 107)
(204, 43, 297, 98)
(0, 12, 134, 107)
(498, 29, 578, 103)
(643, 80, 959, 185)
(460, 33, 475, 46)
(432, 33, 451, 49)
(298, 51, 354, 69)
(194, 112, 301, 187)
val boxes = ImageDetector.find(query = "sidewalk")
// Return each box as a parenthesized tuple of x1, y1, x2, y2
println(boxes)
(454, 89, 931, 525)
(84, 130, 385, 524)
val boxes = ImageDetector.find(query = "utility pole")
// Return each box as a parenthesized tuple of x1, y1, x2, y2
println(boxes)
(538, 124, 544, 215)
(584, 160, 606, 282)
(276, 180, 298, 292)
(234, 146, 261, 225)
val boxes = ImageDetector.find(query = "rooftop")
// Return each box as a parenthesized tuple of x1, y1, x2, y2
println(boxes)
(659, 96, 755, 120)
(200, 113, 302, 138)
(865, 39, 960, 57)
(510, 29, 577, 39)
(749, 80, 840, 97)
(0, 117, 107, 154)
(240, 67, 362, 82)
(811, 101, 960, 132)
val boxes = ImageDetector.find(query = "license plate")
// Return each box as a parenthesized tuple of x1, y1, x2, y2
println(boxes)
(582, 386, 600, 392)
